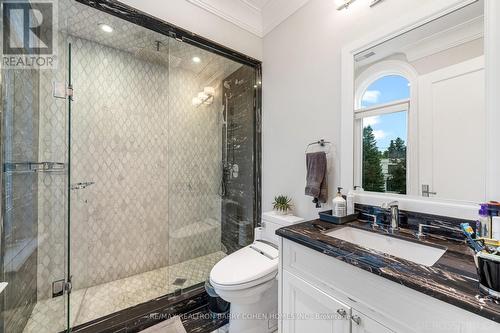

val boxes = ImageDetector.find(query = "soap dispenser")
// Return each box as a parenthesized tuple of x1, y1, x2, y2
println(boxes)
(332, 187, 347, 217)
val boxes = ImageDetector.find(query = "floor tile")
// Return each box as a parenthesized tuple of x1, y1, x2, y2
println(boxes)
(23, 252, 226, 331)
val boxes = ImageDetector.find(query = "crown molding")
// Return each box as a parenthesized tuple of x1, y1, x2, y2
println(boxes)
(186, 0, 310, 37)
(186, 0, 263, 36)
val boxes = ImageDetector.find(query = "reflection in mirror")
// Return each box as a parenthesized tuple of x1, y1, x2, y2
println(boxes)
(353, 0, 485, 202)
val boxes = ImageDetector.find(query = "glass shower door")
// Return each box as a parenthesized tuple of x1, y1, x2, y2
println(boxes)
(166, 38, 258, 294)
(0, 30, 71, 333)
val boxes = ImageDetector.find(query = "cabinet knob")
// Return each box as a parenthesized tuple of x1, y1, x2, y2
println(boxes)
(336, 308, 347, 318)
(351, 315, 362, 325)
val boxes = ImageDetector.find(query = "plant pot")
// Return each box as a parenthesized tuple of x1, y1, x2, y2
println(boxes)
(275, 209, 289, 215)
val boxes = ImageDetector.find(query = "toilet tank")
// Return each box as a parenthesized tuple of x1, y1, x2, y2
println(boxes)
(259, 212, 304, 246)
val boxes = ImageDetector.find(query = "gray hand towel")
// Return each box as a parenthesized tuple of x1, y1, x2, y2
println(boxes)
(305, 152, 328, 203)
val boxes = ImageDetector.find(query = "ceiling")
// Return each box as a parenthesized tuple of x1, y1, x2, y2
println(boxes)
(60, 0, 242, 86)
(186, 0, 310, 37)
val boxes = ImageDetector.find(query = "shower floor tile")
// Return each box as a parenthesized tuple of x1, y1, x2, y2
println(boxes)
(23, 251, 226, 333)
(21, 288, 85, 333)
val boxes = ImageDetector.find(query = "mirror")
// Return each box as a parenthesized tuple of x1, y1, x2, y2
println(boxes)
(352, 0, 485, 202)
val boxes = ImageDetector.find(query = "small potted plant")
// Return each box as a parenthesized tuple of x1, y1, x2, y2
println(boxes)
(273, 195, 292, 215)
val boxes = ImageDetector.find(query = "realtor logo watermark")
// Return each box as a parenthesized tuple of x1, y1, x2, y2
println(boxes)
(2, 0, 58, 69)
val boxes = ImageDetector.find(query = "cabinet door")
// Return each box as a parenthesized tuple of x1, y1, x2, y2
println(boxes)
(282, 270, 351, 333)
(351, 309, 394, 333)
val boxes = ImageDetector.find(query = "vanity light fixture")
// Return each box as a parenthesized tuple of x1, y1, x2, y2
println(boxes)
(192, 86, 214, 107)
(370, 0, 384, 7)
(203, 86, 215, 96)
(192, 97, 202, 107)
(198, 91, 209, 100)
(192, 56, 201, 63)
(336, 0, 385, 10)
(335, 0, 356, 10)
(98, 23, 113, 33)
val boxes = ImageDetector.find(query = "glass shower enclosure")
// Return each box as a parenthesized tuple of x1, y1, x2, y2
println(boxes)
(0, 0, 261, 332)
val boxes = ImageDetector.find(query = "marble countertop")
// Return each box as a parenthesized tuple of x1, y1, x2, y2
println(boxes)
(276, 219, 500, 323)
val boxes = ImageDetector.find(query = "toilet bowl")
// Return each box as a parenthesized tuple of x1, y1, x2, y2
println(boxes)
(210, 212, 304, 333)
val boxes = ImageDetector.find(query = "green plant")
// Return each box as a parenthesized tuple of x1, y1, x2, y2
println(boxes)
(272, 195, 292, 212)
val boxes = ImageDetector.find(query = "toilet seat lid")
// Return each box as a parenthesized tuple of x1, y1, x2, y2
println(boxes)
(210, 241, 279, 287)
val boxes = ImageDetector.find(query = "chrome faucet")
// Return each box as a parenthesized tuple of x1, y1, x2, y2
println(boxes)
(381, 201, 400, 231)
(416, 222, 460, 239)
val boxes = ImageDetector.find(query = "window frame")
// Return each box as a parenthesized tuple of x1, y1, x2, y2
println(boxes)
(354, 60, 419, 196)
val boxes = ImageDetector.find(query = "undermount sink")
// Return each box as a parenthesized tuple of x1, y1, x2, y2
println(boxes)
(326, 227, 446, 266)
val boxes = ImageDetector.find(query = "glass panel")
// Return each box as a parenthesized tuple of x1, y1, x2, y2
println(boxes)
(360, 75, 410, 108)
(362, 111, 408, 194)
(62, 0, 172, 324)
(1, 8, 69, 333)
(1, 0, 259, 329)
(167, 39, 257, 293)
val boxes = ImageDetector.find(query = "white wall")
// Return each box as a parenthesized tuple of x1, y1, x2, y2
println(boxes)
(262, 0, 444, 220)
(119, 0, 263, 60)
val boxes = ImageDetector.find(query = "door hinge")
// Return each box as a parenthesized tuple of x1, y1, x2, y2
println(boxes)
(52, 277, 72, 297)
(64, 282, 72, 294)
(67, 84, 74, 101)
(64, 279, 73, 295)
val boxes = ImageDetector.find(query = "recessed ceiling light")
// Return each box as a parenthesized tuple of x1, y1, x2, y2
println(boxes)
(99, 24, 113, 33)
(192, 56, 201, 63)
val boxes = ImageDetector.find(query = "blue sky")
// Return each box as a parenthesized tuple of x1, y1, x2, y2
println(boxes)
(361, 75, 409, 151)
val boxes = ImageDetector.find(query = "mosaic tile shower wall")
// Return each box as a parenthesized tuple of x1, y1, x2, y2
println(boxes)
(36, 34, 224, 298)
(1, 68, 40, 333)
(167, 65, 222, 265)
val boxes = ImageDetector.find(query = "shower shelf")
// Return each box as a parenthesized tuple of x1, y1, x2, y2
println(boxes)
(3, 162, 67, 173)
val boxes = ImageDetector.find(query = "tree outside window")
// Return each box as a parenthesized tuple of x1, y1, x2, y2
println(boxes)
(358, 75, 409, 194)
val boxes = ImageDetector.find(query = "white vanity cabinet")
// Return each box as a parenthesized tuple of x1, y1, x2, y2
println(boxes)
(278, 238, 500, 333)
(282, 270, 393, 333)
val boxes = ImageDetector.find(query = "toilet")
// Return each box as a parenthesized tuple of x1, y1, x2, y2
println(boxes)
(210, 212, 304, 333)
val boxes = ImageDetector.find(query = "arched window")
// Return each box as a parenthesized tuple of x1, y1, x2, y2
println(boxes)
(360, 75, 410, 108)
(354, 61, 417, 195)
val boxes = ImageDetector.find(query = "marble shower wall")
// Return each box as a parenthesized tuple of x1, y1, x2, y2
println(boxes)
(36, 34, 224, 299)
(221, 66, 256, 254)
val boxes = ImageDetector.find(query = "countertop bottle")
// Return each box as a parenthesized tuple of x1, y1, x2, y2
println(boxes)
(332, 187, 347, 217)
(479, 204, 491, 238)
